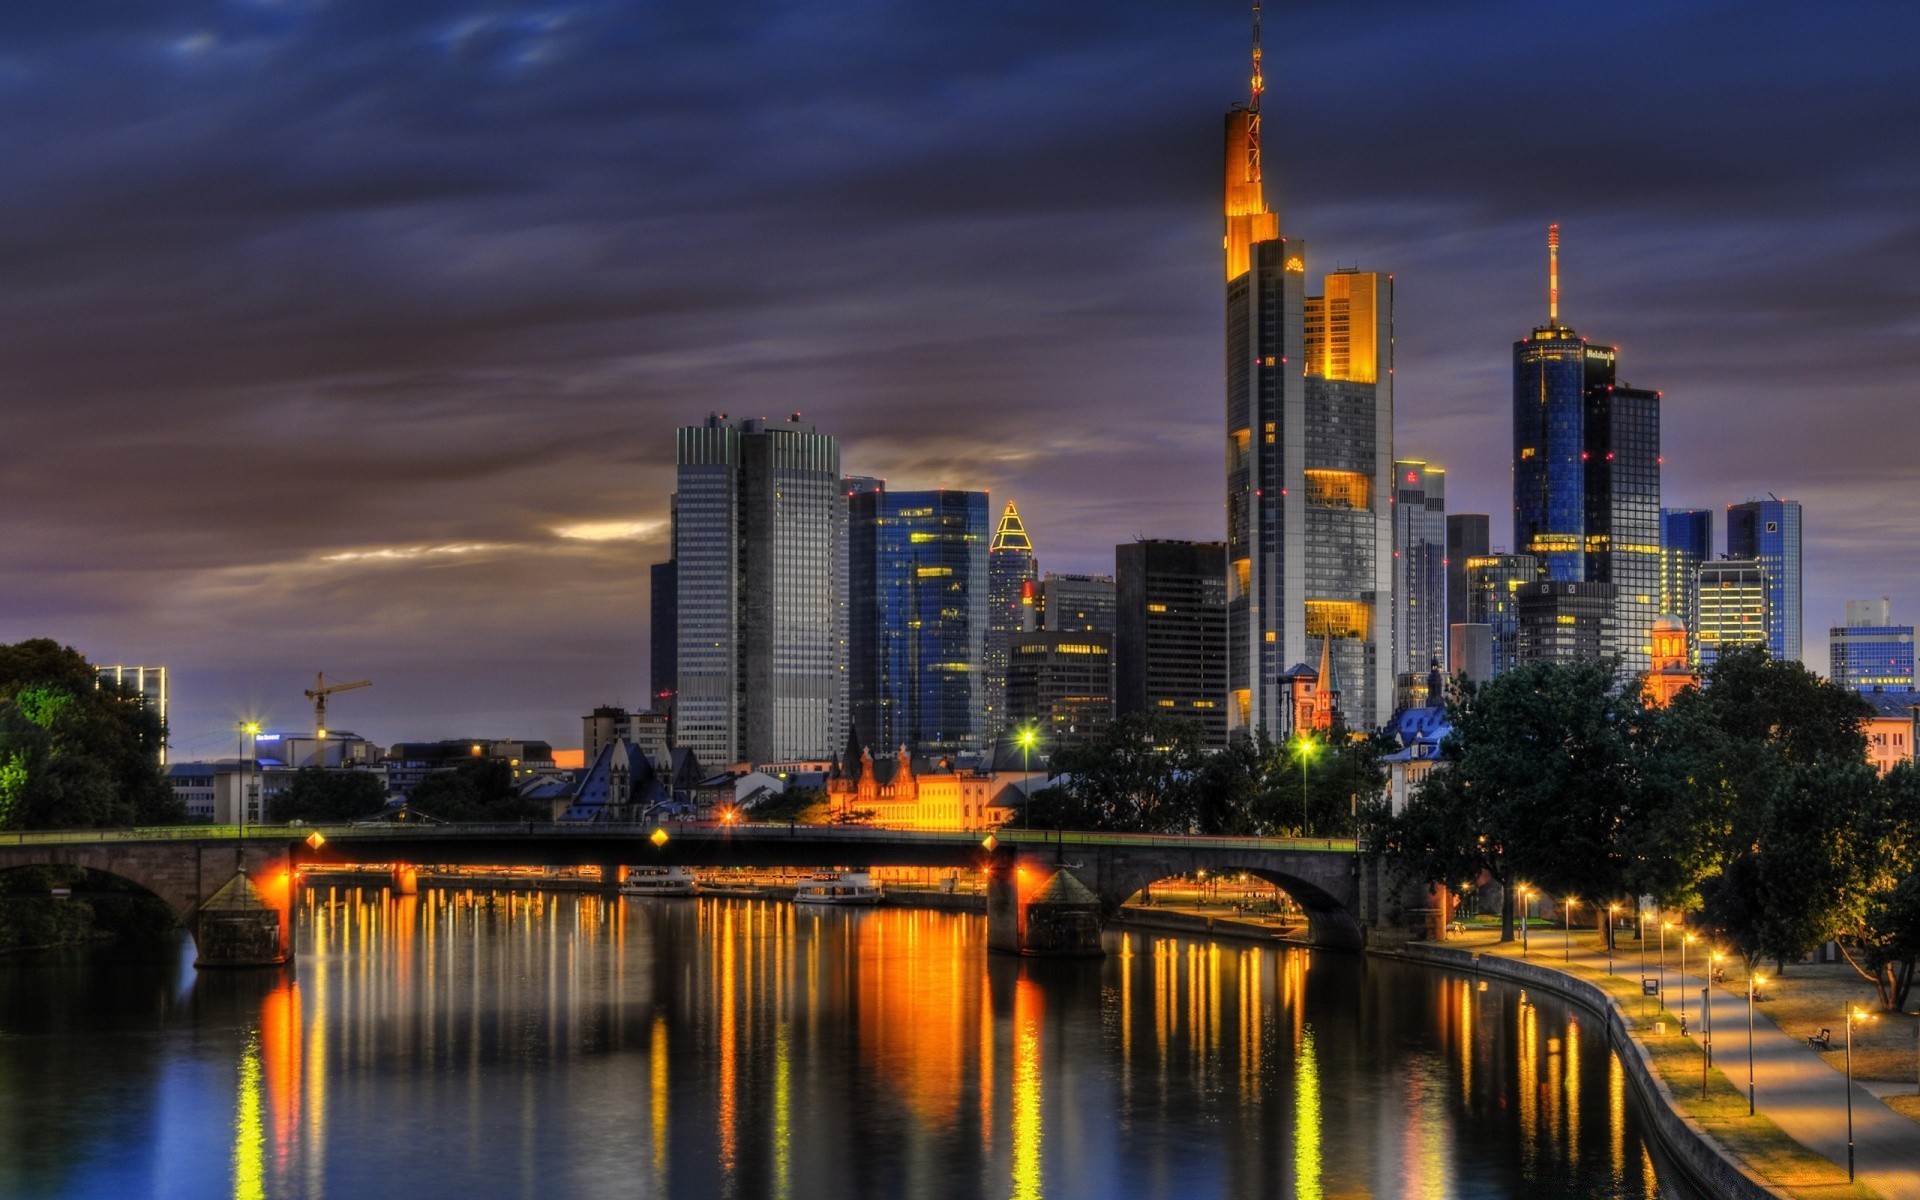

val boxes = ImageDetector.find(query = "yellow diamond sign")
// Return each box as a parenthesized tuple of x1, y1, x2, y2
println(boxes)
(650, 827, 669, 847)
(305, 831, 326, 850)
(981, 834, 997, 851)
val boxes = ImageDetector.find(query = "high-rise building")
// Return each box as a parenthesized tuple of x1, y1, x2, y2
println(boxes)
(1006, 633, 1113, 750)
(1448, 624, 1493, 685)
(1695, 559, 1769, 668)
(1223, 17, 1394, 737)
(848, 487, 991, 755)
(1516, 581, 1615, 667)
(985, 502, 1038, 740)
(1512, 225, 1661, 672)
(673, 414, 843, 766)
(648, 559, 676, 722)
(1660, 508, 1712, 649)
(1038, 573, 1116, 638)
(94, 664, 169, 764)
(1830, 598, 1915, 693)
(1115, 540, 1228, 749)
(1445, 514, 1490, 664)
(1393, 460, 1447, 708)
(1727, 499, 1803, 664)
(1465, 554, 1543, 677)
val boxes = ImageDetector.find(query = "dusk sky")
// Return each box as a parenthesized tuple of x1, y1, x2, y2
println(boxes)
(2, 0, 1914, 759)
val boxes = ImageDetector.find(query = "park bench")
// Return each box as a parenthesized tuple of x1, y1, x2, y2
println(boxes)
(1807, 1028, 1833, 1051)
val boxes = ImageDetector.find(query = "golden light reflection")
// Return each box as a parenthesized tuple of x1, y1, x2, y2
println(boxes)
(650, 1013, 669, 1193)
(718, 904, 737, 1180)
(774, 1023, 792, 1200)
(1566, 1016, 1581, 1163)
(232, 1030, 265, 1200)
(1294, 1023, 1322, 1200)
(1011, 976, 1043, 1200)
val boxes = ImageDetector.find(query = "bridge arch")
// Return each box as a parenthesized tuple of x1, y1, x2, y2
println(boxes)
(1095, 863, 1364, 950)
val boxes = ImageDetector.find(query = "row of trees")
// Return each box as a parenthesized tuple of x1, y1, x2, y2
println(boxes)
(1025, 711, 1389, 838)
(1379, 648, 1920, 1010)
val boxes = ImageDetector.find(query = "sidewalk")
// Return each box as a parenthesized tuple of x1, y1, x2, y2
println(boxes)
(1495, 931, 1920, 1199)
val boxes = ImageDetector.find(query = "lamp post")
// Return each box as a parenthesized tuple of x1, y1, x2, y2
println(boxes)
(1846, 1006, 1874, 1182)
(1293, 732, 1318, 837)
(1659, 920, 1672, 1018)
(1747, 972, 1766, 1116)
(1018, 725, 1037, 828)
(1681, 932, 1696, 1033)
(1706, 952, 1724, 1067)
(236, 721, 261, 830)
(1563, 896, 1578, 964)
(1608, 903, 1621, 973)
(1517, 885, 1531, 955)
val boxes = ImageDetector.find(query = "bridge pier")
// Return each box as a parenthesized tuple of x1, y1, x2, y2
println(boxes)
(986, 856, 1106, 957)
(194, 860, 295, 969)
(392, 865, 419, 896)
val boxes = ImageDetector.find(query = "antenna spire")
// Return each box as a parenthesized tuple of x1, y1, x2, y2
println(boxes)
(1548, 222, 1560, 324)
(1248, 1, 1264, 183)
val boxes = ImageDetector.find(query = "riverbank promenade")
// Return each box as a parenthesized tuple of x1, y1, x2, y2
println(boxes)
(1444, 928, 1920, 1199)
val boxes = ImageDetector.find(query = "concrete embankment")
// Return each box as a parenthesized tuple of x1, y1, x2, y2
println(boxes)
(1108, 905, 1310, 946)
(1392, 943, 1780, 1200)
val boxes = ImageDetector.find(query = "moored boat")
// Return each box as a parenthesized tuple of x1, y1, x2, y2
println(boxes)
(621, 866, 698, 897)
(793, 871, 883, 906)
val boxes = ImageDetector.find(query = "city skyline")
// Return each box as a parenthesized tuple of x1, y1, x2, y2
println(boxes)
(2, 2, 1915, 754)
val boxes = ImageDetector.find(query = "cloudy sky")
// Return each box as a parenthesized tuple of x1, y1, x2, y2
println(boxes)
(1, 0, 1914, 758)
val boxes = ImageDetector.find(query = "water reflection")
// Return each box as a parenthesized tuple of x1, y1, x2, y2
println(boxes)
(0, 888, 1691, 1199)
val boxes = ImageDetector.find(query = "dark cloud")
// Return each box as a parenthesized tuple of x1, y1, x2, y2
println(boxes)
(0, 0, 1912, 753)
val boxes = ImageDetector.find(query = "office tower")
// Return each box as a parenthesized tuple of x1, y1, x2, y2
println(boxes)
(1830, 599, 1915, 693)
(1660, 508, 1712, 644)
(1465, 554, 1543, 677)
(1727, 499, 1803, 664)
(1006, 632, 1113, 749)
(1517, 581, 1615, 666)
(985, 502, 1038, 740)
(848, 487, 991, 755)
(1115, 540, 1229, 749)
(1393, 460, 1447, 708)
(1583, 384, 1661, 673)
(94, 664, 169, 764)
(1038, 573, 1116, 638)
(1445, 514, 1490, 662)
(1448, 624, 1493, 685)
(1512, 225, 1662, 671)
(649, 559, 676, 722)
(673, 414, 842, 766)
(1223, 13, 1394, 737)
(1695, 559, 1769, 668)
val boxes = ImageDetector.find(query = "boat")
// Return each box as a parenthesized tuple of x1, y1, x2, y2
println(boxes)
(793, 871, 884, 906)
(620, 866, 699, 897)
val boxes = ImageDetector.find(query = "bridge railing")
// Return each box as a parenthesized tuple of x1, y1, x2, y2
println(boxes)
(0, 822, 1356, 854)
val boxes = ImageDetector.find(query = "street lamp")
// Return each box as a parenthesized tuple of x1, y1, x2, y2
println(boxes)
(1017, 725, 1038, 828)
(1681, 932, 1697, 1033)
(1517, 884, 1532, 955)
(1659, 921, 1673, 1020)
(1846, 1006, 1875, 1182)
(236, 721, 262, 830)
(1607, 903, 1621, 973)
(1293, 732, 1319, 837)
(1746, 972, 1767, 1116)
(1563, 896, 1578, 964)
(1706, 952, 1724, 1067)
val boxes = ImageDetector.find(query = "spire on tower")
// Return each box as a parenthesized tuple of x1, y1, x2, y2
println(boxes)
(990, 501, 1033, 554)
(1248, 1, 1264, 182)
(1548, 222, 1560, 325)
(1223, 1, 1280, 279)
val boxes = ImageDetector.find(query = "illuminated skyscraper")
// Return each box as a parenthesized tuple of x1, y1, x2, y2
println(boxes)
(1695, 559, 1769, 667)
(1727, 498, 1803, 664)
(1512, 226, 1661, 673)
(1224, 8, 1393, 735)
(985, 502, 1037, 739)
(1830, 598, 1914, 694)
(1115, 540, 1228, 749)
(1393, 460, 1446, 707)
(1465, 554, 1543, 677)
(673, 414, 842, 766)
(1445, 514, 1490, 663)
(849, 487, 991, 755)
(1660, 508, 1713, 645)
(94, 664, 168, 764)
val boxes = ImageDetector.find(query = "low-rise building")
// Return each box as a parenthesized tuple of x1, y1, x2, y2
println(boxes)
(826, 744, 1016, 832)
(383, 739, 556, 795)
(1382, 705, 1450, 815)
(1862, 691, 1920, 775)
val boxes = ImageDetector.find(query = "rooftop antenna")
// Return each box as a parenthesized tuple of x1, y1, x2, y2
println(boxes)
(1548, 222, 1561, 325)
(1248, 1, 1264, 186)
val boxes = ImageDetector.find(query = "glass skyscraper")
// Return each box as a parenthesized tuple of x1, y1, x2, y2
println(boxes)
(849, 488, 990, 755)
(1695, 559, 1769, 668)
(1830, 598, 1915, 693)
(1727, 499, 1803, 664)
(673, 415, 842, 766)
(1660, 508, 1713, 642)
(1393, 460, 1447, 707)
(984, 502, 1037, 741)
(1465, 554, 1543, 677)
(1583, 384, 1661, 673)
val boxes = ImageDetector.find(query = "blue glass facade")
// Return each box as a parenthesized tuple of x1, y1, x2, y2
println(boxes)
(1727, 499, 1803, 663)
(849, 488, 990, 754)
(1830, 626, 1915, 693)
(1513, 329, 1614, 582)
(1660, 508, 1712, 649)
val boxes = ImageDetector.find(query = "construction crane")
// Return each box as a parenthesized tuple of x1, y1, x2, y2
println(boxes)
(303, 673, 371, 745)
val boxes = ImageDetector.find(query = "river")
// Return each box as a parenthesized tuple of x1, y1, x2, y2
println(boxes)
(0, 887, 1693, 1198)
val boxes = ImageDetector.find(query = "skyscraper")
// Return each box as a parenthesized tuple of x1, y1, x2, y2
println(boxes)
(1727, 499, 1803, 664)
(1393, 460, 1447, 707)
(1223, 10, 1394, 736)
(1830, 598, 1915, 693)
(673, 414, 842, 766)
(1465, 554, 1543, 678)
(1695, 559, 1769, 667)
(1006, 633, 1113, 751)
(1512, 226, 1661, 672)
(985, 502, 1037, 740)
(1445, 514, 1490, 663)
(1660, 508, 1712, 644)
(1517, 581, 1615, 667)
(1115, 540, 1229, 749)
(94, 664, 169, 764)
(649, 558, 676, 720)
(848, 487, 991, 755)
(1038, 573, 1116, 639)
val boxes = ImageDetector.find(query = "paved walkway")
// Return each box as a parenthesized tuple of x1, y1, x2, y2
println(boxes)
(1520, 935, 1920, 1198)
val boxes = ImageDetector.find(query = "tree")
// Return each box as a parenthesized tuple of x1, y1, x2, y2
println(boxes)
(267, 768, 388, 823)
(749, 786, 831, 825)
(1027, 712, 1207, 832)
(405, 760, 547, 822)
(0, 639, 183, 830)
(1844, 763, 1920, 1010)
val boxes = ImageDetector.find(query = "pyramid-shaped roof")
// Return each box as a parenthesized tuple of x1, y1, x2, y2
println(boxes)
(990, 501, 1034, 553)
(202, 871, 276, 913)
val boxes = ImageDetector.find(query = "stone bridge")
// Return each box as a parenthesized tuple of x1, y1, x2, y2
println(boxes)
(0, 824, 1395, 964)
